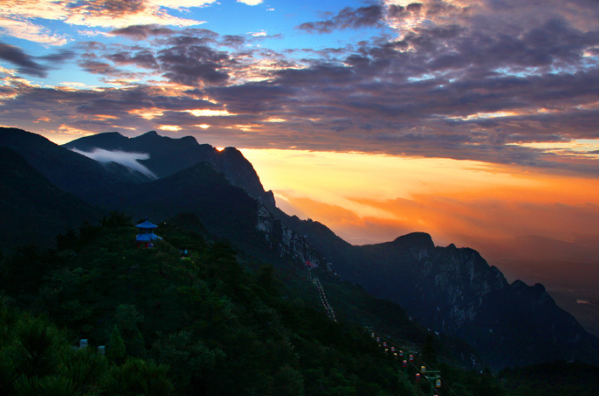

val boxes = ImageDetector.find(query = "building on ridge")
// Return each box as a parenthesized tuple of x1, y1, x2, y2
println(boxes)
(135, 218, 162, 248)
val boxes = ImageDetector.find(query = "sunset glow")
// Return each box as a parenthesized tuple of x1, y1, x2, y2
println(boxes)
(1, 0, 599, 249)
(243, 148, 599, 245)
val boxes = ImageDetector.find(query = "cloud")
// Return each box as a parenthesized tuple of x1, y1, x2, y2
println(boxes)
(220, 35, 246, 48)
(37, 50, 76, 63)
(0, 0, 205, 41)
(109, 24, 176, 40)
(158, 45, 230, 86)
(107, 50, 159, 69)
(70, 147, 158, 178)
(2, 1, 599, 175)
(0, 17, 68, 45)
(0, 42, 48, 77)
(149, 0, 217, 8)
(297, 5, 385, 33)
(237, 0, 263, 5)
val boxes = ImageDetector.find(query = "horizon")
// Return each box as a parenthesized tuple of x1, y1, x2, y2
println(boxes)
(2, 1, 599, 278)
(50, 129, 599, 252)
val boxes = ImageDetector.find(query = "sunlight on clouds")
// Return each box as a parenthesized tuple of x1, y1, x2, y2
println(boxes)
(196, 124, 210, 129)
(241, 148, 531, 206)
(0, 17, 67, 45)
(241, 148, 599, 245)
(159, 125, 181, 131)
(237, 0, 263, 5)
(0, 1, 65, 21)
(64, 12, 201, 29)
(507, 139, 599, 154)
(149, 0, 217, 9)
(129, 109, 165, 120)
(228, 124, 259, 132)
(2, 0, 204, 38)
(188, 109, 234, 117)
(57, 124, 93, 136)
(93, 114, 119, 121)
(229, 58, 307, 83)
(0, 66, 16, 76)
(32, 116, 51, 123)
(447, 111, 520, 121)
(249, 30, 267, 37)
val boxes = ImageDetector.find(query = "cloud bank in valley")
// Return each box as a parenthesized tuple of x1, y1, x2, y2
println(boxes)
(71, 148, 158, 179)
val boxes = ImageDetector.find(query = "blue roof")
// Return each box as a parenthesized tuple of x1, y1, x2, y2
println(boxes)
(136, 233, 162, 242)
(136, 220, 158, 229)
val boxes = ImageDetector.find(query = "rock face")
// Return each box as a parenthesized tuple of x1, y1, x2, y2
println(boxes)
(298, 229, 599, 369)
(256, 203, 324, 266)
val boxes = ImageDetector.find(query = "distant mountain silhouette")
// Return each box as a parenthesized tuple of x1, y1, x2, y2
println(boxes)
(3, 127, 599, 369)
(64, 131, 275, 207)
(0, 127, 137, 206)
(0, 147, 98, 250)
(290, 221, 599, 368)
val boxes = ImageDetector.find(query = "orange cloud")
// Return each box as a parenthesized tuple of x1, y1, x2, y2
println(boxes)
(242, 148, 599, 246)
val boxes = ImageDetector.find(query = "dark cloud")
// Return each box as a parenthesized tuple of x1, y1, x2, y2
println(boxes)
(0, 42, 48, 77)
(3, 1, 599, 175)
(388, 3, 422, 19)
(165, 35, 217, 46)
(220, 35, 246, 48)
(107, 51, 159, 69)
(78, 59, 120, 75)
(297, 5, 384, 33)
(110, 24, 176, 40)
(207, 83, 295, 113)
(69, 0, 146, 18)
(37, 50, 76, 63)
(158, 45, 229, 86)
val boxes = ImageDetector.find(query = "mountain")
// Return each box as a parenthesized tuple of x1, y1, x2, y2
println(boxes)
(102, 161, 326, 269)
(454, 234, 599, 289)
(291, 225, 599, 369)
(0, 146, 99, 250)
(0, 214, 508, 395)
(0, 127, 137, 206)
(4, 127, 599, 370)
(64, 131, 275, 207)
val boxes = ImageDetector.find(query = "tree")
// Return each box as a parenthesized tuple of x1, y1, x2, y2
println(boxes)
(107, 325, 126, 364)
(422, 334, 437, 365)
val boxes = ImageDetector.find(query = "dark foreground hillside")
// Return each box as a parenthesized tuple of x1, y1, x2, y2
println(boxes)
(0, 147, 99, 251)
(0, 214, 506, 396)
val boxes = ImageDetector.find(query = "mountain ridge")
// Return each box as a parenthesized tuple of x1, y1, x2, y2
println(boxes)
(2, 127, 598, 369)
(64, 131, 275, 207)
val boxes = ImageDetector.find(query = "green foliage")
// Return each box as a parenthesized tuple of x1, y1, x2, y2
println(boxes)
(0, 301, 173, 395)
(113, 305, 145, 357)
(101, 358, 174, 396)
(107, 325, 126, 364)
(0, 213, 553, 395)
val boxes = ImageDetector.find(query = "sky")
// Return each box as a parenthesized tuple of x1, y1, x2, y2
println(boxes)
(1, 0, 599, 249)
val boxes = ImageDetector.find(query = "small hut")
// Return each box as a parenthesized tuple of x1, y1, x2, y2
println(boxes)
(135, 219, 162, 248)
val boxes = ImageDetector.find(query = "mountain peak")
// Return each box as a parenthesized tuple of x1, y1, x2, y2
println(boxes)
(392, 232, 435, 250)
(135, 130, 160, 140)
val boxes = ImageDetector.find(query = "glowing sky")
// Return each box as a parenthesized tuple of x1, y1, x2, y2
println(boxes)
(242, 149, 599, 245)
(1, 0, 599, 246)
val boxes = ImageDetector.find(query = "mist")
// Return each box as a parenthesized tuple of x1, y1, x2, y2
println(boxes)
(71, 148, 158, 179)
